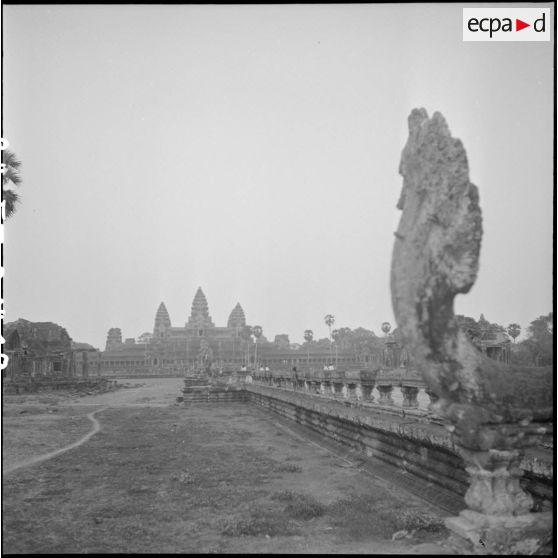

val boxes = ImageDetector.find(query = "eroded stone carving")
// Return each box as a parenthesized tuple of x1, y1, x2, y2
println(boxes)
(391, 108, 552, 554)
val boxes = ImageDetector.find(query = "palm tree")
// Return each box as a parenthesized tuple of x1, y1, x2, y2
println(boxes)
(507, 323, 521, 343)
(304, 329, 313, 369)
(331, 329, 340, 366)
(253, 325, 263, 369)
(2, 149, 22, 219)
(324, 314, 335, 364)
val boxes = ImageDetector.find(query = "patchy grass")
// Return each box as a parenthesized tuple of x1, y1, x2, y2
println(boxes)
(395, 509, 446, 533)
(3, 399, 451, 553)
(221, 491, 326, 538)
(221, 510, 298, 537)
(271, 490, 325, 520)
(328, 494, 448, 542)
(328, 494, 399, 540)
(2, 403, 95, 470)
(271, 489, 299, 502)
(3, 406, 281, 553)
(285, 496, 325, 520)
(275, 463, 302, 473)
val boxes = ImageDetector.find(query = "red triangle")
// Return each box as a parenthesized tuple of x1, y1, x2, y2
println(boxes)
(516, 19, 530, 31)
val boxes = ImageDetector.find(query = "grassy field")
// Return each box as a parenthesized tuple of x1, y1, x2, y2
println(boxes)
(2, 397, 451, 553)
(2, 394, 96, 471)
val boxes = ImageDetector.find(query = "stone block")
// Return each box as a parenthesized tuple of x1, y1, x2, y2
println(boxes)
(446, 509, 553, 555)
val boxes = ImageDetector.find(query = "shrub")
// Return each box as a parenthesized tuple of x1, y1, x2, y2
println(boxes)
(328, 494, 398, 540)
(221, 512, 296, 537)
(394, 510, 445, 533)
(275, 463, 302, 473)
(284, 496, 325, 520)
(271, 490, 325, 520)
(328, 495, 445, 540)
(270, 489, 297, 502)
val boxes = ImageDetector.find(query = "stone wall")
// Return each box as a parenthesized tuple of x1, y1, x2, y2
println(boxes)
(245, 384, 552, 512)
(2, 377, 115, 394)
(247, 383, 468, 497)
(182, 376, 552, 512)
(181, 384, 248, 403)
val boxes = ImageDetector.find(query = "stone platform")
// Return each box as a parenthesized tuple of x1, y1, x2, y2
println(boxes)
(181, 374, 248, 403)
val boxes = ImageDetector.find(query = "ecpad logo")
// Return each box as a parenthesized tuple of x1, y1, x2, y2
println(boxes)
(468, 13, 545, 37)
(463, 8, 550, 41)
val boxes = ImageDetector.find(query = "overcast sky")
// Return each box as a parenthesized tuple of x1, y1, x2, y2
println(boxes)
(2, 3, 554, 349)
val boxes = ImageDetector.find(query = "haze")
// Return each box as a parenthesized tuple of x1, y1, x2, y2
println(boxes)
(2, 3, 553, 348)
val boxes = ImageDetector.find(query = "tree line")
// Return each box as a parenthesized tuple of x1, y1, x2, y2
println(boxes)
(247, 312, 553, 368)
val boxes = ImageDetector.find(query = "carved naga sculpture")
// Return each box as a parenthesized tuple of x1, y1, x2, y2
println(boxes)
(391, 108, 552, 553)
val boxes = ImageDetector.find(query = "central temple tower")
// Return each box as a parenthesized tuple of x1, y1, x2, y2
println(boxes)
(186, 287, 215, 333)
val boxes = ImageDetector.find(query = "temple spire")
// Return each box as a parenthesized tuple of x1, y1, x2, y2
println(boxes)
(227, 302, 246, 329)
(186, 287, 215, 328)
(153, 302, 171, 337)
(105, 327, 122, 351)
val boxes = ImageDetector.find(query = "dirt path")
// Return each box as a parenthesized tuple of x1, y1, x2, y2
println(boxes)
(4, 407, 106, 474)
(3, 378, 183, 474)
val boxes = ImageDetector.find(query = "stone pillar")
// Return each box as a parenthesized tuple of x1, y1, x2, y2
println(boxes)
(445, 448, 552, 554)
(332, 382, 343, 398)
(376, 384, 394, 405)
(360, 383, 375, 402)
(346, 382, 358, 401)
(463, 449, 532, 516)
(322, 381, 332, 397)
(401, 385, 419, 408)
(425, 388, 439, 412)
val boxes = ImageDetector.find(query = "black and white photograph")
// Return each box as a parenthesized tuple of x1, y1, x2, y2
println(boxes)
(1, 3, 554, 554)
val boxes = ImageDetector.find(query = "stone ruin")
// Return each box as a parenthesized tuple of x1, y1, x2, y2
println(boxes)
(391, 108, 553, 554)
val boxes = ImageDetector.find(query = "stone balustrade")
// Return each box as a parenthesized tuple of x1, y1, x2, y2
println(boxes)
(248, 366, 442, 421)
(182, 369, 553, 514)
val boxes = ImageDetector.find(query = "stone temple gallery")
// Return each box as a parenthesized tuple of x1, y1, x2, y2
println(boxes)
(93, 286, 510, 377)
(100, 287, 385, 376)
